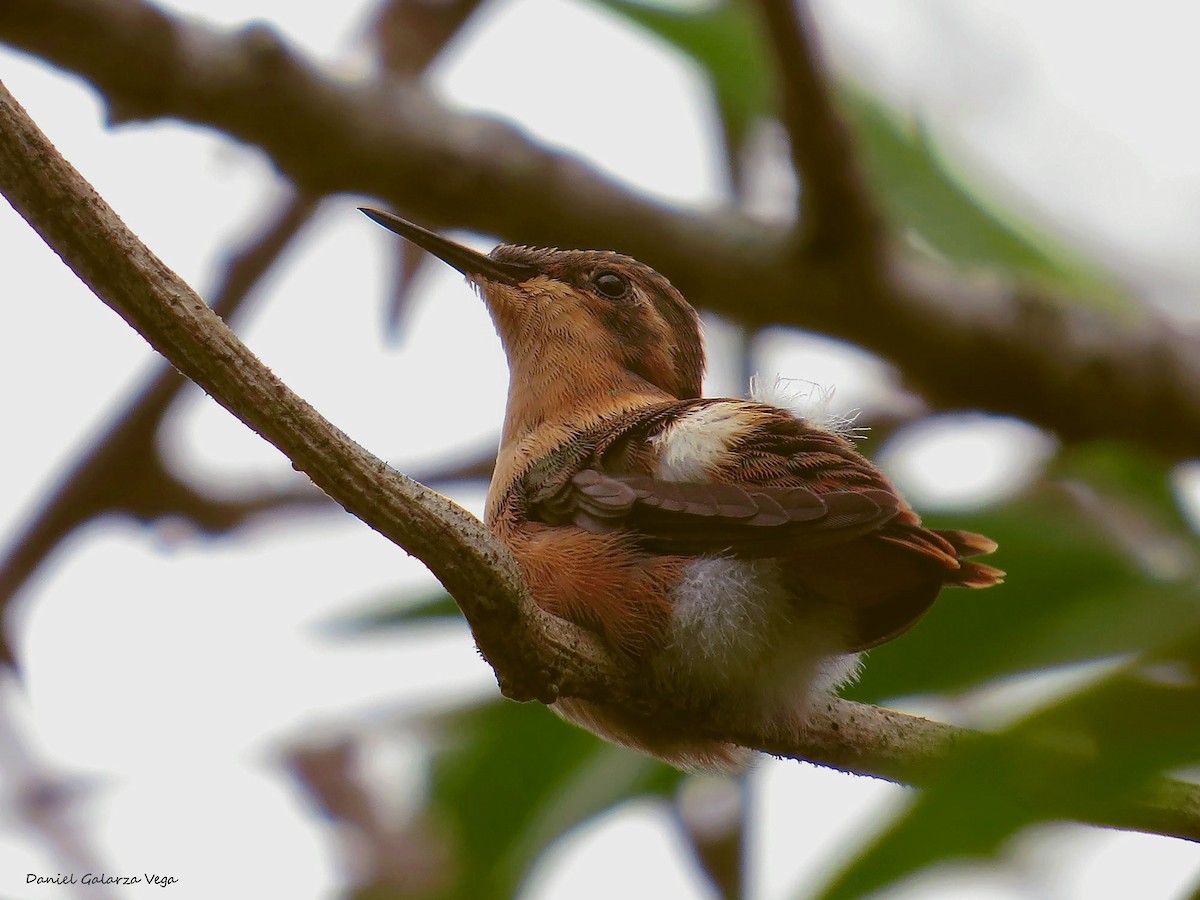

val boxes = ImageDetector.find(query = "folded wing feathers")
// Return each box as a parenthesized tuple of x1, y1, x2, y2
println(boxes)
(528, 402, 1001, 602)
(816, 489, 899, 531)
(568, 470, 897, 536)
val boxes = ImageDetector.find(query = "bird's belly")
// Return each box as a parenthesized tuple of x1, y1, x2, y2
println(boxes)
(549, 555, 862, 770)
(652, 557, 861, 719)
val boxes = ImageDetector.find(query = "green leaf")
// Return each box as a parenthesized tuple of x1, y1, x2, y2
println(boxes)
(820, 632, 1200, 900)
(425, 699, 685, 899)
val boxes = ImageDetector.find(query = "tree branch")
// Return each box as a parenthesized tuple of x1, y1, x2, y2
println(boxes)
(0, 189, 328, 650)
(2, 75, 1198, 846)
(753, 0, 884, 259)
(0, 0, 491, 652)
(285, 736, 450, 895)
(1, 0, 1199, 457)
(369, 0, 486, 78)
(0, 676, 119, 899)
(369, 0, 487, 334)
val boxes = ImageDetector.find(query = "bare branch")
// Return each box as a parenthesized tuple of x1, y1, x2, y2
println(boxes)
(1, 0, 1197, 457)
(747, 697, 1200, 844)
(0, 676, 118, 898)
(1, 75, 1198, 846)
(0, 0, 512, 660)
(369, 0, 487, 333)
(370, 0, 485, 79)
(752, 0, 884, 258)
(0, 190, 325, 636)
(285, 737, 450, 895)
(0, 0, 487, 637)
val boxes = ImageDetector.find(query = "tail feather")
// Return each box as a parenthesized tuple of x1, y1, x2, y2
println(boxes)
(879, 530, 959, 567)
(950, 560, 1006, 588)
(933, 529, 1004, 587)
(934, 528, 999, 558)
(878, 526, 1004, 587)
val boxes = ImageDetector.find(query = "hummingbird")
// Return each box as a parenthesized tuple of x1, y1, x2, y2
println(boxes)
(362, 208, 1003, 770)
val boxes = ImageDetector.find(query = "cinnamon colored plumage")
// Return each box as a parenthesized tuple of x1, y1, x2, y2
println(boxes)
(362, 208, 1003, 769)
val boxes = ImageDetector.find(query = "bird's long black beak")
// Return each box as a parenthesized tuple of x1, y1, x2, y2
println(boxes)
(359, 208, 538, 285)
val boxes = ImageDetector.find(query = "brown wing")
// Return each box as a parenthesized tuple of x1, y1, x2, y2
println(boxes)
(522, 399, 1002, 651)
(527, 399, 908, 555)
(549, 469, 901, 555)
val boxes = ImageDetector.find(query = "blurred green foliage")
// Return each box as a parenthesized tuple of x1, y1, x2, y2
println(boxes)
(424, 700, 682, 899)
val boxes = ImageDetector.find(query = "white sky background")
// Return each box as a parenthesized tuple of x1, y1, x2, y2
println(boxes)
(1, 0, 1199, 897)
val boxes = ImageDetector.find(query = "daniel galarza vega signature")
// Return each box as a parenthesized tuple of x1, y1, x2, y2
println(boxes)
(27, 872, 179, 888)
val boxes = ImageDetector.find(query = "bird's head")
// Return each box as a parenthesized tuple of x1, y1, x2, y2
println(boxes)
(361, 208, 705, 403)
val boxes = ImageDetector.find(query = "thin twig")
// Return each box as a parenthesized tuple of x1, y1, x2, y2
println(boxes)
(0, 0, 489, 656)
(0, 190, 327, 661)
(1, 75, 1198, 846)
(369, 0, 487, 333)
(285, 737, 450, 894)
(1, 0, 1197, 457)
(753, 0, 884, 258)
(370, 0, 485, 77)
(673, 775, 747, 900)
(0, 676, 119, 899)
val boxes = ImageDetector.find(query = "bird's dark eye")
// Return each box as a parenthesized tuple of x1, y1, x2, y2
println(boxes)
(592, 270, 629, 300)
